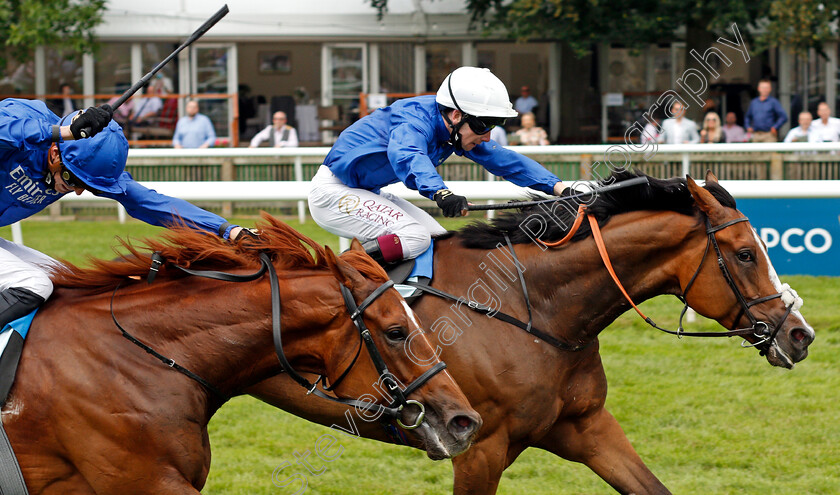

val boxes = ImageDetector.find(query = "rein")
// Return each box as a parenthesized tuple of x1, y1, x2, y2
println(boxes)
(111, 251, 445, 429)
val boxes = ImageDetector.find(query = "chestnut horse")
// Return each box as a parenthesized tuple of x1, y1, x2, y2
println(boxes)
(0, 215, 480, 494)
(248, 171, 814, 494)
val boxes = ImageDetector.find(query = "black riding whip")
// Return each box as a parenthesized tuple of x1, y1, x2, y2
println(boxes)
(466, 176, 650, 211)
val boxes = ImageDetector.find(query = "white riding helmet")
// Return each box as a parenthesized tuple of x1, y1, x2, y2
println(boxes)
(436, 67, 518, 118)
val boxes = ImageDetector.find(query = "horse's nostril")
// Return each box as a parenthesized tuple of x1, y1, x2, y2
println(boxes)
(448, 414, 478, 439)
(790, 327, 812, 346)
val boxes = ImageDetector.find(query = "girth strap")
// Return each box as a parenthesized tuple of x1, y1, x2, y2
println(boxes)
(0, 420, 28, 494)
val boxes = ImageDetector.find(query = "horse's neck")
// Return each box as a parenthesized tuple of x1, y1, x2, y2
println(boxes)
(540, 211, 705, 339)
(445, 211, 703, 343)
(113, 270, 341, 399)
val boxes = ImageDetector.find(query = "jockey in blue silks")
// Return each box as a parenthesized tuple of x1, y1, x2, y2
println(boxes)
(308, 66, 568, 265)
(0, 99, 251, 338)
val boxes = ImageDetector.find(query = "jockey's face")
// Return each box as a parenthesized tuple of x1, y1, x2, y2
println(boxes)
(449, 110, 491, 151)
(47, 144, 85, 195)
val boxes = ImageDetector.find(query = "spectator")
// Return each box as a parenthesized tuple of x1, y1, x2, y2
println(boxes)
(173, 100, 216, 149)
(641, 116, 661, 144)
(49, 83, 77, 117)
(249, 111, 299, 148)
(130, 83, 164, 125)
(722, 112, 748, 143)
(700, 112, 726, 143)
(783, 111, 815, 143)
(514, 112, 549, 145)
(658, 101, 700, 144)
(514, 86, 538, 115)
(809, 102, 840, 142)
(489, 125, 508, 146)
(745, 79, 788, 143)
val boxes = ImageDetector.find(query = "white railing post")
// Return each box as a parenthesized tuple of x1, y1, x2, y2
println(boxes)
(294, 155, 305, 224)
(11, 222, 23, 245)
(681, 152, 691, 177)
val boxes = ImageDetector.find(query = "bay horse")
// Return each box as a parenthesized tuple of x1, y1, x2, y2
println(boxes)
(247, 170, 814, 494)
(0, 215, 480, 494)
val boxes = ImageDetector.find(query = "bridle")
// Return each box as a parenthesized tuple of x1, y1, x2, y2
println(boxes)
(110, 251, 446, 430)
(580, 209, 796, 355)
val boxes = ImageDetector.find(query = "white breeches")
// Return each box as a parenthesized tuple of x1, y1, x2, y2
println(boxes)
(0, 237, 58, 300)
(308, 166, 447, 259)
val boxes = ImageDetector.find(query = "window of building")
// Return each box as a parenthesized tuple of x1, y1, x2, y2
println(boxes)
(425, 43, 461, 92)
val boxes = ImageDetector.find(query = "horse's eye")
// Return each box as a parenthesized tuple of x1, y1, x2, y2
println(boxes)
(386, 328, 406, 342)
(737, 250, 754, 263)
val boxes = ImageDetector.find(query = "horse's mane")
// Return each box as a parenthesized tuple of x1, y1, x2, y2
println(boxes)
(458, 170, 736, 248)
(51, 213, 387, 293)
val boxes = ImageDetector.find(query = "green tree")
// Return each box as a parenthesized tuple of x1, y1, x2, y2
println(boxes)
(368, 0, 839, 57)
(0, 0, 106, 70)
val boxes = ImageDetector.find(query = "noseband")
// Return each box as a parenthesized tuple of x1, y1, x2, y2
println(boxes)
(111, 252, 445, 430)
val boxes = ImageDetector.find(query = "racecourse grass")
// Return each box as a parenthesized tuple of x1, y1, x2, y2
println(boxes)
(5, 217, 839, 494)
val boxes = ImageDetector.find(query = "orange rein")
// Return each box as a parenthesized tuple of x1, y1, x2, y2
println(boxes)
(538, 205, 650, 321)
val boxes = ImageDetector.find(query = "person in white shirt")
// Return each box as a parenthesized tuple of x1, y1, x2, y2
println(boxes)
(784, 112, 816, 143)
(809, 102, 840, 142)
(658, 101, 700, 144)
(489, 125, 508, 146)
(249, 111, 299, 148)
(641, 116, 660, 144)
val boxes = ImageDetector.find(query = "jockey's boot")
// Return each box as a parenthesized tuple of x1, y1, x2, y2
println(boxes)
(0, 287, 45, 330)
(360, 234, 405, 267)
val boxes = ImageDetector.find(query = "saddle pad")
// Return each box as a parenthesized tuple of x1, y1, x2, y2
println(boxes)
(0, 309, 38, 405)
(408, 239, 434, 280)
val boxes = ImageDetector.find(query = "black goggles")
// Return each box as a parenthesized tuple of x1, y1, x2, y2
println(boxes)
(464, 115, 506, 135)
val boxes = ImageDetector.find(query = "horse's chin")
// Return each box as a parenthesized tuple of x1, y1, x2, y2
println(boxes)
(765, 342, 794, 369)
(415, 422, 452, 460)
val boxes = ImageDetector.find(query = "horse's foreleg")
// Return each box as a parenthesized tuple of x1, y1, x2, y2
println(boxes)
(450, 432, 523, 495)
(534, 407, 670, 495)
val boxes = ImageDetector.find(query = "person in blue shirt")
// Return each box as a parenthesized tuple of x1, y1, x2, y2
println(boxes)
(0, 99, 251, 353)
(173, 100, 216, 149)
(308, 66, 567, 265)
(744, 79, 788, 143)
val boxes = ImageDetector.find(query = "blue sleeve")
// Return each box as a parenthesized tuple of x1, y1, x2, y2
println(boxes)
(464, 142, 560, 195)
(387, 122, 447, 199)
(744, 101, 753, 129)
(202, 116, 216, 147)
(101, 173, 234, 238)
(0, 116, 54, 152)
(773, 99, 788, 129)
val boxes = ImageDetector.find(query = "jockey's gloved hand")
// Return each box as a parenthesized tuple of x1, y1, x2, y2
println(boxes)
(434, 189, 469, 217)
(234, 227, 260, 243)
(70, 104, 114, 139)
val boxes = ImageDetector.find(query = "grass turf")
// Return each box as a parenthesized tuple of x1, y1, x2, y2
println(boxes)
(4, 217, 838, 494)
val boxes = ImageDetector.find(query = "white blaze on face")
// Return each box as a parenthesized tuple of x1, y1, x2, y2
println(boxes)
(401, 300, 421, 329)
(752, 229, 814, 336)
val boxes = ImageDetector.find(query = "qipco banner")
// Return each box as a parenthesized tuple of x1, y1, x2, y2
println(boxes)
(738, 198, 839, 276)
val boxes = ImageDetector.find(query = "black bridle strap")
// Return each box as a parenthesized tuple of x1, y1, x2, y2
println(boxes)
(110, 280, 228, 401)
(504, 234, 534, 332)
(403, 281, 590, 352)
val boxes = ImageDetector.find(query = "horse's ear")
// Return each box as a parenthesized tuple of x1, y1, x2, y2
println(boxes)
(686, 175, 726, 222)
(349, 238, 365, 252)
(704, 169, 719, 184)
(324, 245, 366, 289)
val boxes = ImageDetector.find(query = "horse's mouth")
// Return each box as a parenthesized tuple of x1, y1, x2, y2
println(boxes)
(765, 341, 794, 369)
